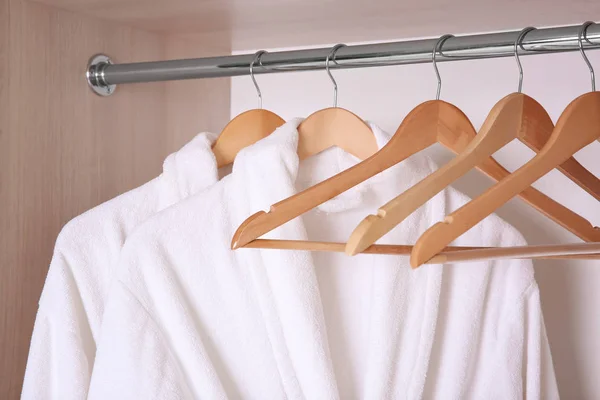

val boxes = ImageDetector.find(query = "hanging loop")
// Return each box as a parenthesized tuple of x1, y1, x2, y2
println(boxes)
(250, 50, 267, 108)
(326, 44, 346, 107)
(432, 34, 454, 100)
(514, 27, 536, 93)
(578, 21, 596, 92)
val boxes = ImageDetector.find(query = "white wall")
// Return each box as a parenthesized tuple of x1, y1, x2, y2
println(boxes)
(231, 42, 600, 399)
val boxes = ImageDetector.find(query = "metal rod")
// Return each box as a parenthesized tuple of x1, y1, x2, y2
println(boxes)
(87, 23, 600, 95)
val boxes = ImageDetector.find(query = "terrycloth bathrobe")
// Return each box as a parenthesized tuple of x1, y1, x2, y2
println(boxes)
(88, 119, 558, 399)
(22, 133, 220, 400)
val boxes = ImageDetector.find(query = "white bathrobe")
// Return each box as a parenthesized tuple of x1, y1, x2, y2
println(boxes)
(22, 133, 220, 400)
(88, 120, 558, 399)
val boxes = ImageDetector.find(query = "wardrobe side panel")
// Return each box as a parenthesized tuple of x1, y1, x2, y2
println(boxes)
(0, 0, 8, 363)
(0, 0, 16, 397)
(0, 1, 229, 398)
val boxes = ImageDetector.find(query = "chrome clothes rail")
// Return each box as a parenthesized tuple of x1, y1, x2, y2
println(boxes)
(87, 23, 600, 96)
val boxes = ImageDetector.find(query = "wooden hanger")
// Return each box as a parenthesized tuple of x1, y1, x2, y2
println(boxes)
(212, 109, 285, 167)
(412, 91, 600, 266)
(346, 28, 600, 255)
(245, 239, 600, 261)
(296, 44, 378, 161)
(211, 50, 285, 168)
(296, 107, 377, 161)
(410, 23, 600, 267)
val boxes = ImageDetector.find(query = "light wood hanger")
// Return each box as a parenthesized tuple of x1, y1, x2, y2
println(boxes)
(346, 27, 600, 255)
(211, 50, 285, 168)
(296, 44, 378, 161)
(212, 110, 284, 167)
(232, 35, 600, 254)
(297, 107, 377, 161)
(411, 23, 600, 267)
(245, 239, 600, 261)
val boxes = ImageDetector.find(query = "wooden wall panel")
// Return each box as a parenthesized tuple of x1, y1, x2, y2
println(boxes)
(0, 0, 15, 394)
(0, 0, 9, 391)
(21, 0, 600, 50)
(0, 1, 230, 398)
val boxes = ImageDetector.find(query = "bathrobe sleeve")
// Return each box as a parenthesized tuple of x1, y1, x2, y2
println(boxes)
(21, 181, 168, 400)
(21, 252, 94, 400)
(87, 282, 212, 400)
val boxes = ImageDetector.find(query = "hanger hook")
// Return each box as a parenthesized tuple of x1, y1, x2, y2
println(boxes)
(432, 34, 454, 100)
(578, 21, 596, 92)
(250, 50, 267, 108)
(514, 27, 536, 93)
(326, 44, 346, 107)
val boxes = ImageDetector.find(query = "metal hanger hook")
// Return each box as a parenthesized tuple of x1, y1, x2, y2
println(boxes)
(250, 50, 267, 108)
(432, 34, 454, 100)
(578, 21, 596, 92)
(514, 27, 536, 93)
(326, 44, 346, 107)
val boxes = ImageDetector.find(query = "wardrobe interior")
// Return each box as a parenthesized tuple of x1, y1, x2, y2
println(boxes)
(1, 0, 599, 398)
